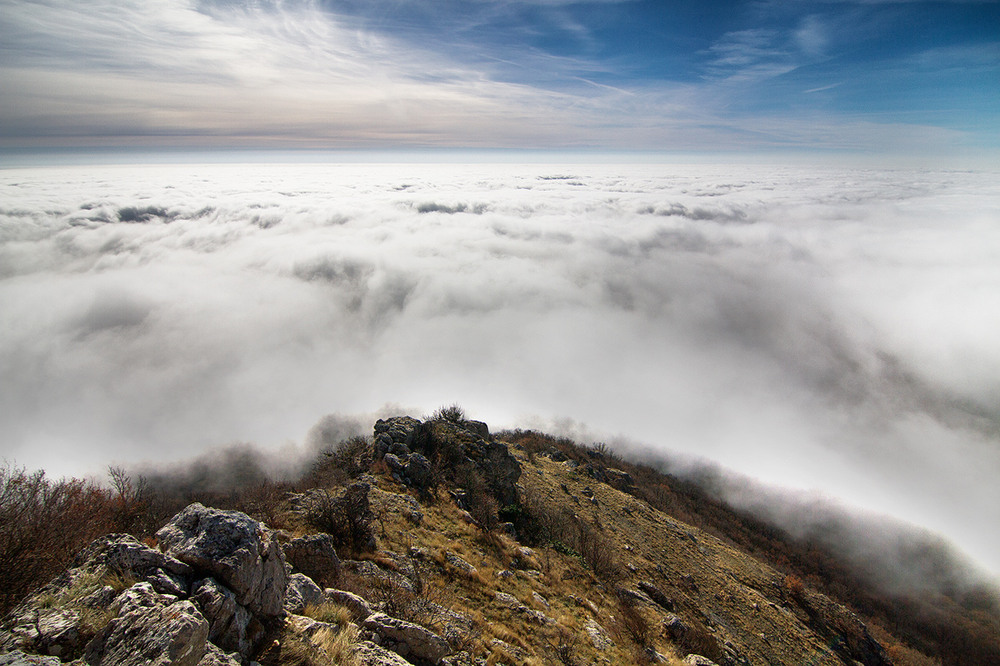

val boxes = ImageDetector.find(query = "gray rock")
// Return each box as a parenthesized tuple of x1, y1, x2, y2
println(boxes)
(77, 586, 118, 609)
(440, 652, 487, 666)
(410, 420, 521, 506)
(146, 569, 189, 598)
(584, 619, 614, 651)
(156, 504, 287, 617)
(189, 577, 254, 658)
(683, 656, 720, 666)
(0, 651, 62, 665)
(444, 551, 477, 577)
(605, 468, 635, 491)
(196, 644, 241, 666)
(638, 581, 675, 612)
(342, 560, 414, 595)
(110, 582, 172, 616)
(35, 610, 80, 658)
(373, 417, 422, 448)
(352, 640, 412, 666)
(531, 592, 549, 609)
(83, 600, 208, 666)
(284, 573, 324, 614)
(73, 534, 192, 578)
(388, 441, 410, 457)
(324, 589, 373, 621)
(361, 613, 450, 663)
(383, 453, 407, 476)
(404, 453, 433, 488)
(282, 533, 341, 586)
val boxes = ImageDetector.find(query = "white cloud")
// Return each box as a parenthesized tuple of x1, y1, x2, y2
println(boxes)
(1, 161, 999, 576)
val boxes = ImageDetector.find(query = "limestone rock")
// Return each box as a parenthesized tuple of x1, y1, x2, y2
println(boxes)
(73, 534, 192, 579)
(196, 643, 242, 666)
(361, 612, 450, 663)
(584, 619, 614, 651)
(189, 577, 254, 658)
(284, 573, 324, 614)
(605, 468, 635, 491)
(35, 609, 80, 658)
(156, 504, 287, 617)
(110, 582, 171, 616)
(683, 656, 720, 666)
(405, 453, 433, 488)
(352, 640, 412, 666)
(83, 600, 208, 666)
(410, 420, 521, 505)
(282, 533, 341, 586)
(444, 551, 477, 577)
(0, 651, 62, 665)
(372, 488, 424, 525)
(383, 453, 407, 477)
(322, 589, 372, 622)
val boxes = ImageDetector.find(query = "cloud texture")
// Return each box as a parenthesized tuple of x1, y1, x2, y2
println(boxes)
(1, 161, 999, 575)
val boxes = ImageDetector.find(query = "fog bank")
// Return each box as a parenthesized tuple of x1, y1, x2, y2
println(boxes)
(1, 161, 998, 575)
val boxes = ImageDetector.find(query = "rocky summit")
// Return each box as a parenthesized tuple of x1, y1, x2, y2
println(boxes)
(1, 413, 997, 665)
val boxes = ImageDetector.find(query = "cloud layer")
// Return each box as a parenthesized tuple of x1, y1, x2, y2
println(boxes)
(1, 161, 999, 576)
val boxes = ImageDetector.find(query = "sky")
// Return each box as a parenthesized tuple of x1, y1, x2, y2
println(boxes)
(1, 0, 998, 158)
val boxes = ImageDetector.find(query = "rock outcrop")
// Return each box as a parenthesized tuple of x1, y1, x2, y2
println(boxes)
(156, 503, 287, 617)
(361, 612, 451, 663)
(281, 533, 340, 587)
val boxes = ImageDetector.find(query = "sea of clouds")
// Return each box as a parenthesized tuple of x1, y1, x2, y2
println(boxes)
(1, 160, 998, 577)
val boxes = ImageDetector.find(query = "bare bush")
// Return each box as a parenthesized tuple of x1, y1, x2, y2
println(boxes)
(432, 404, 466, 423)
(310, 436, 372, 487)
(0, 465, 119, 615)
(300, 483, 375, 555)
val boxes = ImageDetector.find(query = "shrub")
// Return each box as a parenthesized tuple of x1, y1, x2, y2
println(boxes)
(300, 483, 375, 555)
(0, 465, 120, 616)
(310, 436, 372, 486)
(433, 404, 466, 423)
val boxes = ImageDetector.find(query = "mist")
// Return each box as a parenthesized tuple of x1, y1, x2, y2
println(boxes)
(1, 160, 998, 580)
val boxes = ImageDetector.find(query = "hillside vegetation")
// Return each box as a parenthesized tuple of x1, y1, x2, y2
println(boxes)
(1, 408, 998, 665)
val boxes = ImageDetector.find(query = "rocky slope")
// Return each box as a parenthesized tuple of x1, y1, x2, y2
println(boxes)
(0, 414, 958, 665)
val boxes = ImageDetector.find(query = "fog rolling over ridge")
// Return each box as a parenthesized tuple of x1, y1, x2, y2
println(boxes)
(1, 161, 998, 578)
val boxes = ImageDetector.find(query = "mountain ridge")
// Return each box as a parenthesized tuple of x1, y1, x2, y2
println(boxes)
(1, 410, 998, 665)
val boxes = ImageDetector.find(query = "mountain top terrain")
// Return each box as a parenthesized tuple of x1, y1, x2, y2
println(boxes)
(2, 408, 998, 665)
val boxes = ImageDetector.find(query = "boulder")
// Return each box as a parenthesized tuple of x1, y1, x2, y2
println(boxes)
(73, 534, 192, 579)
(605, 468, 635, 491)
(372, 488, 424, 525)
(584, 619, 614, 651)
(352, 640, 412, 666)
(383, 453, 407, 477)
(638, 581, 675, 612)
(373, 417, 422, 449)
(404, 453, 433, 488)
(35, 609, 80, 658)
(156, 504, 287, 617)
(196, 643, 241, 666)
(683, 656, 720, 666)
(444, 551, 477, 577)
(189, 577, 254, 658)
(361, 612, 451, 663)
(110, 582, 173, 616)
(284, 573, 324, 614)
(0, 651, 61, 666)
(325, 589, 373, 621)
(83, 600, 209, 666)
(282, 533, 341, 586)
(410, 420, 521, 505)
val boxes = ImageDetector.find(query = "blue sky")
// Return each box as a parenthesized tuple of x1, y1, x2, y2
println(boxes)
(1, 0, 998, 158)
